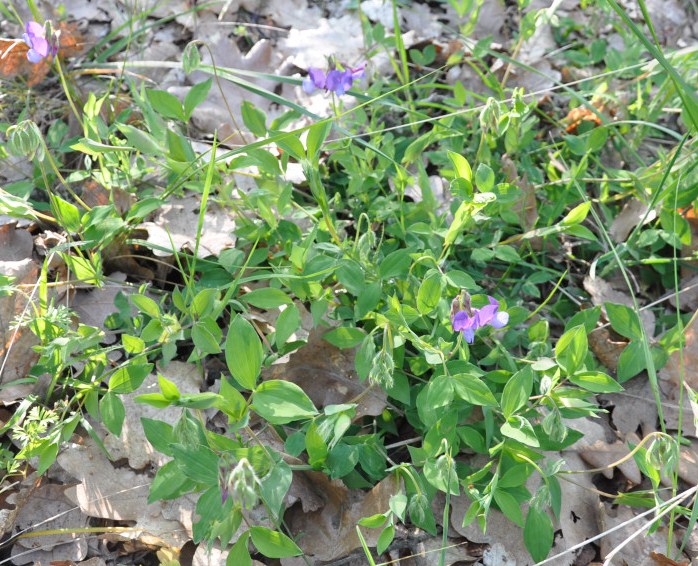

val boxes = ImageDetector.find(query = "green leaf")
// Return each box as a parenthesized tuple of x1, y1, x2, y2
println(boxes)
(134, 393, 171, 408)
(494, 489, 524, 527)
(53, 196, 81, 232)
(605, 302, 644, 341)
(452, 374, 498, 407)
(158, 374, 180, 400)
(116, 123, 162, 155)
(225, 315, 263, 390)
(241, 288, 291, 309)
(184, 78, 212, 120)
(149, 460, 195, 502)
(227, 532, 252, 566)
(252, 380, 318, 424)
(323, 327, 365, 349)
(146, 89, 185, 121)
(305, 421, 328, 469)
(501, 417, 539, 447)
(176, 392, 223, 409)
(568, 371, 622, 393)
(141, 417, 175, 456)
(524, 507, 553, 562)
(275, 304, 300, 348)
(241, 101, 268, 138)
(379, 250, 412, 280)
(99, 392, 125, 436)
(249, 527, 302, 558)
(447, 150, 472, 181)
(108, 363, 153, 394)
(475, 163, 495, 192)
(561, 201, 590, 225)
(122, 334, 145, 354)
(259, 460, 292, 521)
(192, 316, 223, 354)
(131, 294, 161, 319)
(377, 523, 395, 554)
(358, 513, 388, 528)
(501, 366, 533, 419)
(417, 272, 443, 315)
(306, 120, 332, 160)
(617, 340, 647, 382)
(170, 443, 219, 485)
(555, 325, 587, 375)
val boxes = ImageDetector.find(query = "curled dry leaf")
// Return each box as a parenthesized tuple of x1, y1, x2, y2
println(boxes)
(285, 474, 400, 562)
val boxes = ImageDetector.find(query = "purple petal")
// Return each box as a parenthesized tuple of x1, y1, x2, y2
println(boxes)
(26, 48, 45, 63)
(452, 311, 474, 332)
(491, 311, 509, 329)
(325, 69, 344, 94)
(25, 21, 44, 39)
(307, 68, 326, 89)
(351, 63, 366, 80)
(462, 327, 475, 343)
(302, 76, 317, 94)
(476, 304, 498, 326)
(30, 36, 50, 57)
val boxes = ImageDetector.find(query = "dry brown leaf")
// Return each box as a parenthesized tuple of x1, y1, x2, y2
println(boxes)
(69, 273, 129, 345)
(141, 193, 236, 258)
(263, 327, 387, 418)
(285, 474, 400, 562)
(577, 435, 642, 484)
(599, 377, 659, 438)
(597, 502, 686, 566)
(588, 326, 627, 372)
(57, 438, 191, 548)
(609, 198, 655, 243)
(0, 257, 40, 404)
(10, 483, 88, 565)
(650, 551, 690, 566)
(659, 314, 698, 396)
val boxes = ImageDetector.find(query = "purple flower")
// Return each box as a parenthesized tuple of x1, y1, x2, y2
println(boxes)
(451, 296, 509, 344)
(23, 21, 59, 64)
(302, 63, 365, 96)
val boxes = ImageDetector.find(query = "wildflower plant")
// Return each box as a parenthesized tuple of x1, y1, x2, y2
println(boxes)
(0, 2, 694, 565)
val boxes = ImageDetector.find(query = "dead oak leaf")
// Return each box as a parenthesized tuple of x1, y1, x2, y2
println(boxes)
(262, 327, 387, 418)
(577, 436, 642, 485)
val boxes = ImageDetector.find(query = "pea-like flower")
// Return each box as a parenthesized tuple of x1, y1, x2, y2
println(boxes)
(303, 63, 365, 96)
(23, 21, 59, 64)
(451, 294, 509, 344)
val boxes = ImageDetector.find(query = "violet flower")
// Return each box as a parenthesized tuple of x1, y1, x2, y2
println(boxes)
(303, 63, 365, 96)
(451, 295, 509, 344)
(23, 21, 59, 64)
